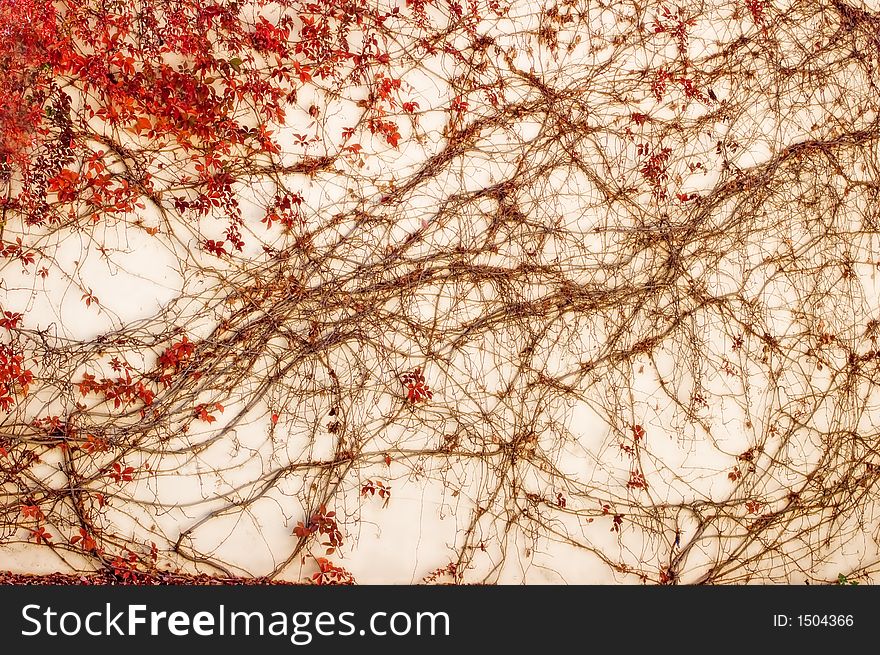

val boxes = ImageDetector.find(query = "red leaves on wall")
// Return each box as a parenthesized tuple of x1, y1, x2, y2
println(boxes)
(0, 345, 33, 411)
(745, 0, 767, 27)
(31, 526, 52, 545)
(251, 16, 292, 56)
(82, 434, 109, 454)
(262, 193, 304, 230)
(640, 147, 672, 200)
(361, 479, 391, 506)
(21, 504, 44, 521)
(158, 337, 195, 372)
(79, 370, 155, 410)
(1, 239, 36, 268)
(294, 504, 344, 554)
(0, 0, 57, 165)
(0, 311, 23, 330)
(652, 5, 696, 55)
(108, 462, 136, 483)
(70, 528, 98, 552)
(194, 402, 224, 423)
(311, 557, 355, 585)
(627, 470, 648, 490)
(401, 367, 433, 403)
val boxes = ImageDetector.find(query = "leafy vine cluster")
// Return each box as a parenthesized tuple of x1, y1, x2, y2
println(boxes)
(1, 0, 879, 584)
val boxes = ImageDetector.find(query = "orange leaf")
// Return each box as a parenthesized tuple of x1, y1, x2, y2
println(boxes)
(133, 116, 152, 135)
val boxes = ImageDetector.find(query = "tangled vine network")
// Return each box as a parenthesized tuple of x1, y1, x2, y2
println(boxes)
(1, 0, 880, 585)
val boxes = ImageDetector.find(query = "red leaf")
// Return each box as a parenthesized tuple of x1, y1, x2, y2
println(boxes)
(31, 527, 52, 544)
(132, 116, 152, 135)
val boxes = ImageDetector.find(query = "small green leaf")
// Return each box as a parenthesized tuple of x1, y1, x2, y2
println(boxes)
(229, 57, 243, 72)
